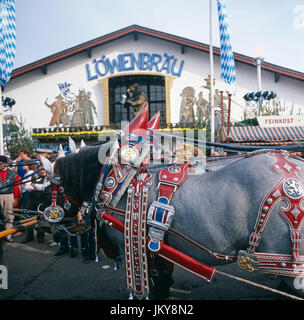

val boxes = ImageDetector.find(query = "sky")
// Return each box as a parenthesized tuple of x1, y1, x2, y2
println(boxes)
(14, 0, 304, 73)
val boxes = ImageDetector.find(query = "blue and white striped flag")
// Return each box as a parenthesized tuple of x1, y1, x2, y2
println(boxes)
(58, 82, 74, 100)
(217, 0, 236, 86)
(0, 0, 15, 87)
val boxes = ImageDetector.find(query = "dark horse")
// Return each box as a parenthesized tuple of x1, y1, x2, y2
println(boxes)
(51, 143, 304, 299)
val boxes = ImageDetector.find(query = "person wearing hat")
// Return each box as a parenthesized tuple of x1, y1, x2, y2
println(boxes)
(83, 91, 98, 125)
(45, 95, 70, 126)
(70, 90, 85, 126)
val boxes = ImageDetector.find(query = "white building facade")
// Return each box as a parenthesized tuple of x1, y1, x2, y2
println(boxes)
(4, 25, 304, 133)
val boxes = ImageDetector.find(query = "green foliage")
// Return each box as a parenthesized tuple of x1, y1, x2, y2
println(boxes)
(5, 116, 37, 159)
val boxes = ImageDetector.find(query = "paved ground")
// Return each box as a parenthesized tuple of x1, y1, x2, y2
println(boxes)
(0, 233, 299, 301)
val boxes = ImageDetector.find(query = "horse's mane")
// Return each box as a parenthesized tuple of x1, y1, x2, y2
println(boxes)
(55, 145, 104, 202)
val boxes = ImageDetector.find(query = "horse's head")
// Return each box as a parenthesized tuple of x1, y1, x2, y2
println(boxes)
(41, 139, 106, 208)
(40, 138, 87, 182)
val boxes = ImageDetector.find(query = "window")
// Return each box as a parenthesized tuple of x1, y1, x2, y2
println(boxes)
(109, 75, 166, 126)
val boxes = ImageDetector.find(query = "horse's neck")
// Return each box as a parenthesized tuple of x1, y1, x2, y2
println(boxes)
(206, 154, 246, 172)
(156, 155, 277, 263)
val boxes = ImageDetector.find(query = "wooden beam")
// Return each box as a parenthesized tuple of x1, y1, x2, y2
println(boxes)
(274, 72, 280, 83)
(41, 65, 47, 75)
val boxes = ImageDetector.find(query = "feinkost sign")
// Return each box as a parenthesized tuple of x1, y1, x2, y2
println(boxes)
(257, 115, 304, 127)
(85, 52, 184, 81)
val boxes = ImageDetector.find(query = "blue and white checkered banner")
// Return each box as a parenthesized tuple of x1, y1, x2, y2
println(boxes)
(58, 82, 75, 100)
(0, 0, 15, 87)
(217, 0, 236, 86)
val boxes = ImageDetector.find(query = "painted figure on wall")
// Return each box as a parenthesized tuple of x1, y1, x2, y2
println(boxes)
(45, 95, 70, 126)
(178, 85, 231, 128)
(179, 87, 195, 125)
(70, 90, 85, 127)
(213, 89, 228, 134)
(83, 91, 98, 125)
(44, 85, 98, 127)
(124, 83, 148, 117)
(195, 91, 210, 123)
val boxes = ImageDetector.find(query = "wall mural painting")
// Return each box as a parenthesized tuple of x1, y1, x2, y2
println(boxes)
(179, 87, 196, 124)
(44, 82, 98, 127)
(196, 91, 210, 123)
(179, 86, 228, 135)
(213, 89, 228, 134)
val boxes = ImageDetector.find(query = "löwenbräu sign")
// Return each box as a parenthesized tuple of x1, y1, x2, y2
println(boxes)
(85, 52, 185, 80)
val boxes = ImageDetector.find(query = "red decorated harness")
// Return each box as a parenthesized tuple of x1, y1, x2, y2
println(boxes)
(100, 162, 216, 299)
(98, 148, 304, 299)
(46, 133, 304, 299)
(238, 151, 304, 277)
(45, 107, 304, 298)
(124, 169, 151, 298)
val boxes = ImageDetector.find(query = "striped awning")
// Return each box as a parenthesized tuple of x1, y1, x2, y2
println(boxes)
(225, 126, 304, 143)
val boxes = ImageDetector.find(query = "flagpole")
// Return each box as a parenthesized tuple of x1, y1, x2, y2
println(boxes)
(0, 0, 16, 156)
(209, 0, 215, 152)
(0, 86, 3, 155)
(255, 56, 264, 115)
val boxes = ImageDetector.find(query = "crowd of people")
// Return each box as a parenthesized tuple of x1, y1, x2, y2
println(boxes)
(0, 148, 53, 244)
(0, 148, 96, 264)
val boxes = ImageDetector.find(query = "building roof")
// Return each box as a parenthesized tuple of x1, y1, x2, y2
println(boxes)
(11, 24, 304, 82)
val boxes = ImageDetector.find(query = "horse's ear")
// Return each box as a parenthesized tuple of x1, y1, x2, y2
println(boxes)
(69, 137, 77, 153)
(80, 139, 86, 149)
(57, 144, 65, 159)
(51, 162, 56, 175)
(40, 155, 53, 176)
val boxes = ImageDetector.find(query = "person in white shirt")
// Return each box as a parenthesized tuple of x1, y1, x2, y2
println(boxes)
(21, 163, 36, 209)
(20, 162, 46, 244)
(23, 161, 57, 245)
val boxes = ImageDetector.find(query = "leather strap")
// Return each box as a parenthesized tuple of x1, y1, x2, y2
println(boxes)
(124, 169, 151, 299)
(102, 211, 216, 282)
(248, 151, 304, 263)
(105, 204, 237, 262)
(241, 151, 304, 277)
(147, 163, 191, 252)
(51, 185, 58, 207)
